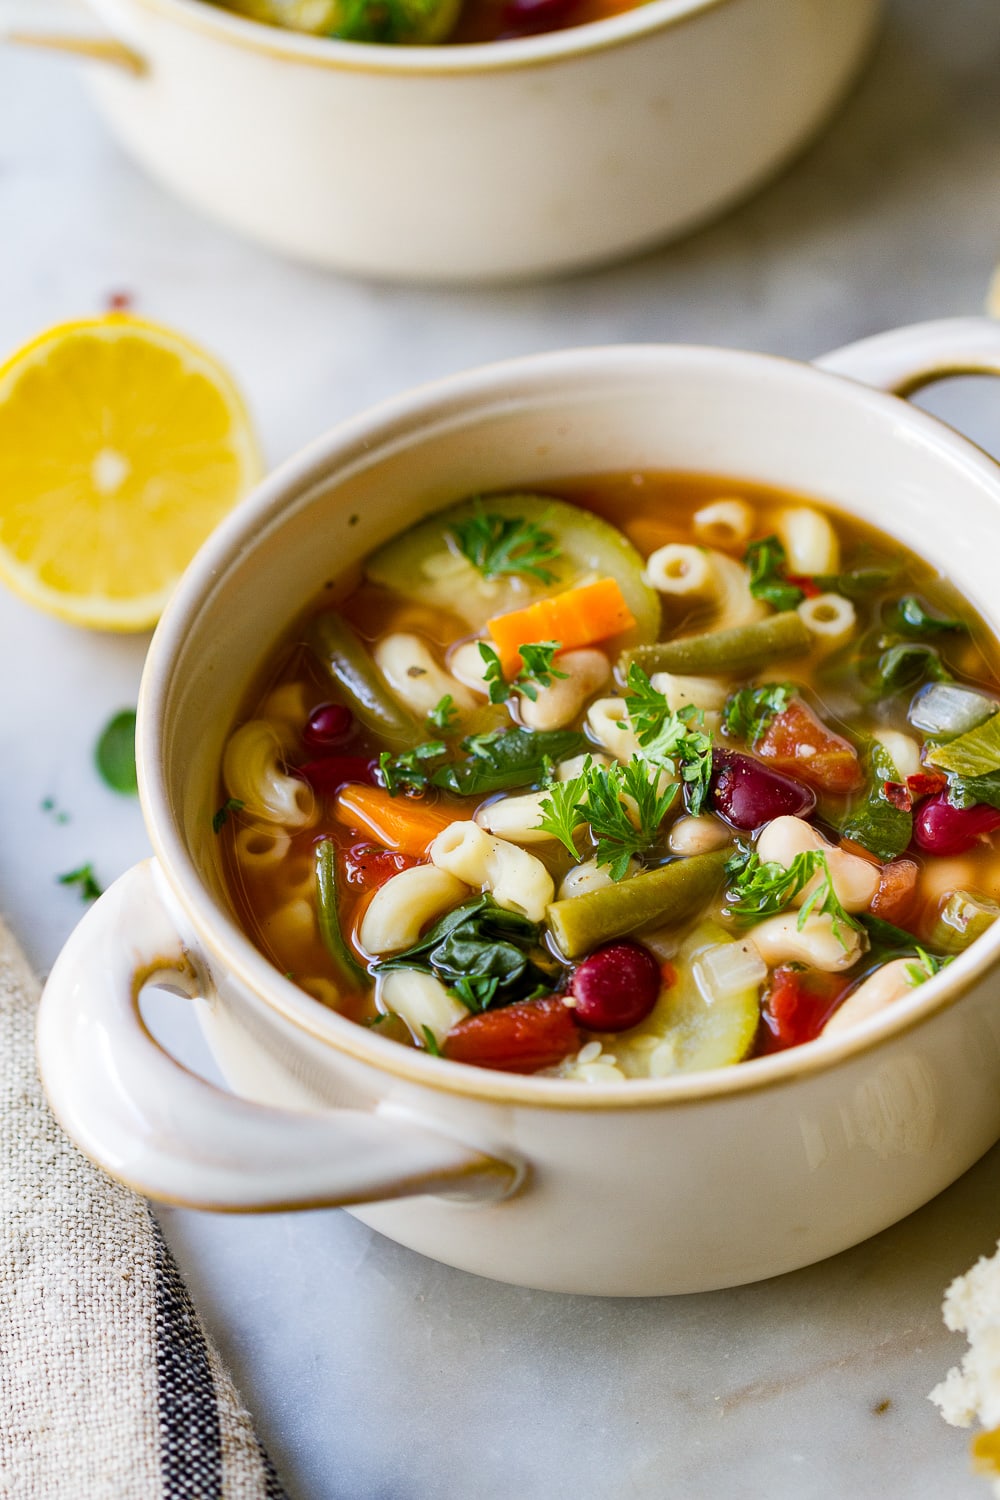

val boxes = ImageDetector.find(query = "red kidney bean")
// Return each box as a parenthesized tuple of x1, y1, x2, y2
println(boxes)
(502, 0, 580, 31)
(571, 941, 661, 1031)
(302, 702, 354, 753)
(709, 750, 816, 831)
(913, 792, 1000, 855)
(297, 756, 376, 795)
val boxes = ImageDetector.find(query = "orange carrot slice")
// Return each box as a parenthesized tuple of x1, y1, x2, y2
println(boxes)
(334, 784, 455, 858)
(487, 577, 635, 674)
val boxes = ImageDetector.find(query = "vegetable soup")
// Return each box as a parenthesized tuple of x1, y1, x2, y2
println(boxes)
(212, 0, 639, 47)
(216, 475, 1000, 1080)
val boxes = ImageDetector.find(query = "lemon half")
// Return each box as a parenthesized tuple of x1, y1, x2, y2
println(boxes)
(0, 315, 262, 630)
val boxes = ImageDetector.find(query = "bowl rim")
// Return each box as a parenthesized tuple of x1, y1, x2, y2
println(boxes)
(139, 340, 1000, 1112)
(119, 0, 738, 75)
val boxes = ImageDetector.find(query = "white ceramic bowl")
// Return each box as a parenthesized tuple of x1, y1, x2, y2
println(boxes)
(22, 0, 881, 282)
(37, 318, 1000, 1295)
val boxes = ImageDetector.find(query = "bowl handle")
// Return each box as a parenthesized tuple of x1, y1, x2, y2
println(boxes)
(3, 1, 145, 74)
(36, 859, 521, 1211)
(815, 316, 1000, 397)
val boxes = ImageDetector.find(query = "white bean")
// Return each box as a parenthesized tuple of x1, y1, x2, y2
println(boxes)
(448, 639, 492, 695)
(668, 815, 732, 856)
(755, 815, 879, 912)
(749, 911, 865, 972)
(519, 649, 610, 732)
(558, 856, 637, 900)
(872, 729, 921, 780)
(649, 671, 730, 714)
(775, 506, 840, 576)
(821, 958, 917, 1038)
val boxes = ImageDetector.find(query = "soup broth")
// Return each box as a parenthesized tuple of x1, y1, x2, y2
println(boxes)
(217, 474, 1000, 1080)
(212, 0, 637, 46)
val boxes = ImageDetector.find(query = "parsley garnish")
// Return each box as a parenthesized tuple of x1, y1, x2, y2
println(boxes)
(452, 976, 500, 1010)
(58, 863, 102, 902)
(478, 640, 568, 705)
(744, 536, 805, 612)
(906, 947, 955, 987)
(427, 694, 459, 734)
(538, 756, 677, 881)
(378, 740, 447, 796)
(722, 683, 796, 745)
(449, 507, 560, 585)
(621, 664, 714, 816)
(212, 798, 244, 834)
(726, 847, 862, 949)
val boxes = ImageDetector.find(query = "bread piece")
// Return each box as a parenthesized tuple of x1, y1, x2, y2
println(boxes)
(930, 1238, 1000, 1495)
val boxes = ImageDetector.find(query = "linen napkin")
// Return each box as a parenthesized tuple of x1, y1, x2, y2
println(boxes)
(0, 916, 290, 1500)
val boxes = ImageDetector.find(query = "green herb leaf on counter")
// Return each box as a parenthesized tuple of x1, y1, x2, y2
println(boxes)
(722, 682, 797, 746)
(430, 727, 588, 797)
(449, 507, 561, 586)
(212, 797, 244, 834)
(886, 595, 966, 637)
(838, 740, 912, 861)
(58, 863, 102, 902)
(427, 695, 459, 734)
(95, 709, 138, 795)
(375, 894, 559, 1009)
(726, 848, 861, 949)
(379, 740, 447, 796)
(622, 664, 714, 816)
(40, 796, 70, 825)
(744, 536, 804, 612)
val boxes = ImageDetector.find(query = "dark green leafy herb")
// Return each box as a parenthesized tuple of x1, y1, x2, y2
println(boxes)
(375, 895, 559, 1009)
(621, 664, 714, 816)
(212, 798, 244, 834)
(886, 595, 966, 637)
(421, 1025, 442, 1057)
(862, 640, 952, 698)
(726, 848, 861, 948)
(427, 695, 459, 734)
(586, 759, 678, 880)
(452, 976, 500, 1010)
(744, 536, 804, 612)
(722, 682, 797, 746)
(478, 640, 568, 705)
(536, 761, 592, 859)
(95, 709, 138, 795)
(906, 947, 955, 987)
(40, 796, 70, 825)
(379, 740, 447, 796)
(859, 912, 920, 952)
(331, 0, 450, 45)
(945, 772, 1000, 811)
(839, 741, 912, 861)
(58, 864, 102, 902)
(449, 507, 560, 585)
(430, 727, 588, 797)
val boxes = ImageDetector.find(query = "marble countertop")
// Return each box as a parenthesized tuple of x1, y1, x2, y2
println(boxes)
(2, 0, 1000, 1495)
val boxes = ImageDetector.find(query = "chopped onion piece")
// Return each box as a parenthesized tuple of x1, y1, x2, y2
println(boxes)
(693, 941, 767, 1003)
(908, 683, 997, 738)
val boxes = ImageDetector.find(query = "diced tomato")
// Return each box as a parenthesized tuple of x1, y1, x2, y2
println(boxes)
(786, 574, 822, 599)
(882, 780, 913, 812)
(342, 842, 417, 892)
(869, 858, 920, 927)
(443, 997, 580, 1074)
(758, 966, 851, 1052)
(755, 698, 864, 794)
(906, 770, 948, 801)
(660, 961, 678, 990)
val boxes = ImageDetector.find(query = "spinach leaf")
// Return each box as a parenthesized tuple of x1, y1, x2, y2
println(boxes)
(945, 772, 1000, 811)
(375, 895, 559, 1009)
(431, 727, 588, 796)
(839, 740, 912, 860)
(927, 713, 1000, 779)
(744, 536, 804, 612)
(813, 566, 898, 598)
(861, 640, 952, 698)
(885, 595, 966, 637)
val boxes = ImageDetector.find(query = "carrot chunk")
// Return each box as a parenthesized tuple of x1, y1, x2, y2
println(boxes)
(487, 577, 635, 674)
(333, 784, 455, 858)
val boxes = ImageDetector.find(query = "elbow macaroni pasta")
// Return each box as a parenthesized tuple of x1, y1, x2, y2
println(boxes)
(429, 821, 554, 922)
(222, 720, 315, 828)
(359, 866, 469, 956)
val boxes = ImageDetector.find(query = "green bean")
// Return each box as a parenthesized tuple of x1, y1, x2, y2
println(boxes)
(928, 890, 1000, 954)
(315, 839, 368, 990)
(619, 612, 811, 678)
(308, 612, 417, 744)
(547, 849, 731, 959)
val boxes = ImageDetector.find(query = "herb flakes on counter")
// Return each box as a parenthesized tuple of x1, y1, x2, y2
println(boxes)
(58, 864, 103, 903)
(95, 709, 138, 795)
